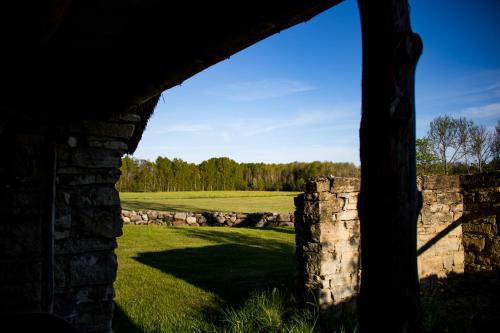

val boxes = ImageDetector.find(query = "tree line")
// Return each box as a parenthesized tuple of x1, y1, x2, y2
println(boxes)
(416, 116, 499, 175)
(117, 156, 360, 192)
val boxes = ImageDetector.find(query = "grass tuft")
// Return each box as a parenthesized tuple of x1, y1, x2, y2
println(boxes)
(217, 288, 317, 333)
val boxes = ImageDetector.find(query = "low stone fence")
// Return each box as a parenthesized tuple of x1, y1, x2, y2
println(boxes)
(295, 172, 499, 308)
(121, 210, 295, 227)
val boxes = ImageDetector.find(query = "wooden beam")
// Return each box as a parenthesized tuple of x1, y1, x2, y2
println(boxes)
(357, 0, 423, 332)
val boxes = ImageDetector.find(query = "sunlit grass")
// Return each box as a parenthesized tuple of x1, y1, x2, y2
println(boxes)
(119, 191, 299, 213)
(113, 225, 297, 332)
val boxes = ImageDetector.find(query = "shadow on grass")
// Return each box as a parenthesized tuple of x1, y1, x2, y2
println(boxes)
(133, 228, 295, 305)
(113, 303, 144, 333)
(170, 227, 295, 252)
(265, 227, 296, 235)
(134, 243, 295, 304)
(420, 271, 500, 333)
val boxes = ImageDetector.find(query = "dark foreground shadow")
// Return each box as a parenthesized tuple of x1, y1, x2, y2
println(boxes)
(420, 271, 500, 333)
(318, 270, 500, 333)
(134, 242, 295, 304)
(113, 303, 144, 333)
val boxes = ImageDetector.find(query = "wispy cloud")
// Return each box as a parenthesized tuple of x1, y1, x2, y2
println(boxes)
(202, 79, 315, 102)
(152, 124, 212, 134)
(463, 103, 500, 119)
(242, 111, 338, 136)
(419, 69, 500, 106)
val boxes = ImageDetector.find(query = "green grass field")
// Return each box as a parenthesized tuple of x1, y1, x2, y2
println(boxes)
(113, 225, 297, 332)
(119, 191, 299, 213)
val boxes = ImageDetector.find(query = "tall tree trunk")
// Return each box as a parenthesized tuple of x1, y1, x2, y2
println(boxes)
(357, 1, 423, 332)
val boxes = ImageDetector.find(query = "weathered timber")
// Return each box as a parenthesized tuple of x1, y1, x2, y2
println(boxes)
(357, 0, 423, 332)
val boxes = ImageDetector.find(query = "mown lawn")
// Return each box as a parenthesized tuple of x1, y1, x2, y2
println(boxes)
(119, 191, 299, 213)
(113, 225, 297, 332)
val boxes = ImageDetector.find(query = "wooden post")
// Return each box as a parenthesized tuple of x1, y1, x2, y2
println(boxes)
(357, 1, 423, 332)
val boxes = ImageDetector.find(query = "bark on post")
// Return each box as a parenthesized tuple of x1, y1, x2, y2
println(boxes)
(357, 1, 423, 332)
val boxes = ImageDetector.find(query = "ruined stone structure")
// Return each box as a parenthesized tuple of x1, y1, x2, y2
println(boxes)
(295, 173, 499, 308)
(122, 210, 294, 228)
(1, 0, 429, 332)
(1, 1, 347, 331)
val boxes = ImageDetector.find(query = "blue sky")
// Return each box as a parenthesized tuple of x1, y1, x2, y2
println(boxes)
(134, 0, 500, 165)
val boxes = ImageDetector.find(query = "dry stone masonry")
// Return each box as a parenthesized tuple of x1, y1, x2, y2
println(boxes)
(295, 173, 499, 308)
(51, 113, 142, 332)
(461, 173, 500, 272)
(121, 210, 294, 227)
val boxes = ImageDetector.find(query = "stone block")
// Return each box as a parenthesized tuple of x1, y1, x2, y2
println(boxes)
(336, 210, 358, 221)
(319, 288, 333, 306)
(277, 213, 291, 222)
(186, 216, 197, 224)
(330, 177, 360, 193)
(130, 214, 142, 223)
(453, 252, 465, 271)
(462, 221, 497, 236)
(108, 113, 142, 123)
(491, 238, 500, 255)
(321, 221, 351, 242)
(71, 148, 122, 169)
(421, 190, 436, 203)
(174, 212, 187, 221)
(319, 199, 344, 216)
(463, 234, 486, 252)
(436, 192, 463, 204)
(86, 136, 129, 151)
(421, 175, 461, 190)
(475, 189, 500, 203)
(72, 284, 115, 304)
(70, 252, 117, 287)
(75, 206, 123, 238)
(172, 220, 188, 226)
(460, 172, 500, 190)
(419, 256, 446, 278)
(421, 208, 453, 224)
(72, 186, 120, 208)
(55, 238, 117, 255)
(318, 191, 336, 201)
(306, 178, 330, 193)
(70, 120, 135, 139)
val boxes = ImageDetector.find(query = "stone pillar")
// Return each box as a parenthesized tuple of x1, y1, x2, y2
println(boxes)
(53, 112, 144, 332)
(295, 177, 361, 309)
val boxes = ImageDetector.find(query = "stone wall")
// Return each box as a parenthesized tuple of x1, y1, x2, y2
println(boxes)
(295, 173, 499, 308)
(121, 210, 294, 227)
(461, 173, 500, 272)
(417, 175, 464, 282)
